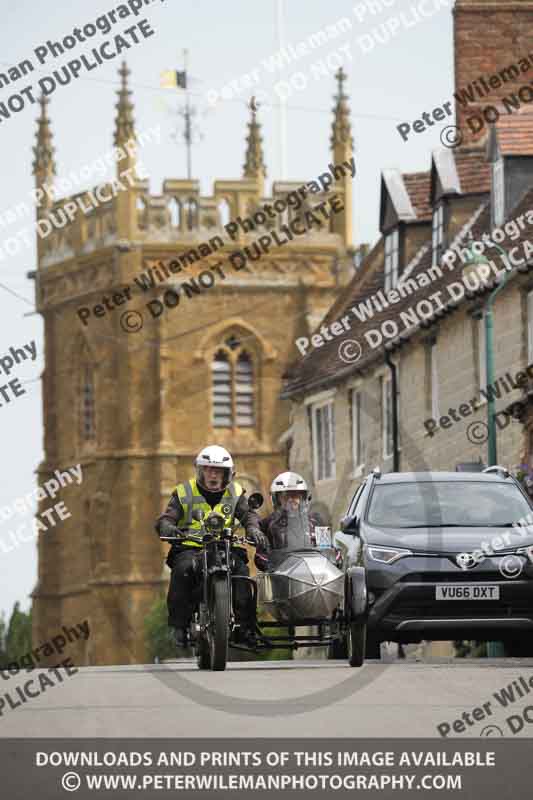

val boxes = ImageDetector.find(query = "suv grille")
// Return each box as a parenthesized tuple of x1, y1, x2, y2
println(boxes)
(399, 572, 505, 583)
(392, 600, 531, 617)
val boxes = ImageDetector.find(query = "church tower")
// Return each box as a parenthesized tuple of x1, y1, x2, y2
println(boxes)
(31, 63, 356, 665)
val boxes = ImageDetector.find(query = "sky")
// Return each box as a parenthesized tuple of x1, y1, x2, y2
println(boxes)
(0, 0, 455, 619)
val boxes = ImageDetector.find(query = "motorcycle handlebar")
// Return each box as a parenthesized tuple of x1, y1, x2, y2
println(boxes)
(159, 528, 249, 544)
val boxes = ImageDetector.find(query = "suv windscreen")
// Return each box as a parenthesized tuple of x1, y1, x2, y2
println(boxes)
(367, 481, 532, 528)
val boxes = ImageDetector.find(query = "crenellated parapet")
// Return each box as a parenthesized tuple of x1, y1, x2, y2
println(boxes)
(34, 62, 356, 314)
(38, 177, 346, 259)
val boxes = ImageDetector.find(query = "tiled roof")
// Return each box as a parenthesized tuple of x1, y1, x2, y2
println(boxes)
(403, 172, 432, 220)
(282, 184, 533, 398)
(452, 146, 491, 194)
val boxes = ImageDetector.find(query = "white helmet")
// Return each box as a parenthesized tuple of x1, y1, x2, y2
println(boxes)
(270, 471, 309, 510)
(195, 445, 234, 491)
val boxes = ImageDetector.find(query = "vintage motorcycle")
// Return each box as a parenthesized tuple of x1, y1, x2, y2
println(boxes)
(160, 505, 258, 671)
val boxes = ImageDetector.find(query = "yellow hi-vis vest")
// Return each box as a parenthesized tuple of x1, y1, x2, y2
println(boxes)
(175, 478, 244, 547)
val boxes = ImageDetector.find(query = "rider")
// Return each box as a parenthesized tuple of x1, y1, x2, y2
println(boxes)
(256, 471, 321, 569)
(155, 445, 267, 647)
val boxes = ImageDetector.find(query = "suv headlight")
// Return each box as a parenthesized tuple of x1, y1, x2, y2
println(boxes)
(366, 545, 413, 564)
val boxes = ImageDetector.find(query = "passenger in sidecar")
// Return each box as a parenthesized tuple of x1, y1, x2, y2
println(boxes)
(250, 471, 368, 666)
(255, 471, 325, 570)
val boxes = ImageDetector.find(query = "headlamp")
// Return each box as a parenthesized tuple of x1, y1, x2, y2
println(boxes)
(366, 545, 413, 564)
(205, 513, 224, 533)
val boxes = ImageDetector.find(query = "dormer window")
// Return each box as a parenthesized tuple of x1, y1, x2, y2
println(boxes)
(431, 203, 444, 267)
(493, 158, 504, 227)
(384, 229, 400, 292)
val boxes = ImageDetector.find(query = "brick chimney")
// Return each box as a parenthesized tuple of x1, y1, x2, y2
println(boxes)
(454, 0, 533, 143)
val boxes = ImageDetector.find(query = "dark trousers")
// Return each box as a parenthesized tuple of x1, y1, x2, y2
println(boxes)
(167, 548, 254, 630)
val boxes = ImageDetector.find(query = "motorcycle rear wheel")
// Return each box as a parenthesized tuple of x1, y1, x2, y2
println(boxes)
(209, 577, 230, 671)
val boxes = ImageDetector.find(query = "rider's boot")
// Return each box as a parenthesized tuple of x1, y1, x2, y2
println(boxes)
(174, 627, 188, 648)
(241, 625, 257, 647)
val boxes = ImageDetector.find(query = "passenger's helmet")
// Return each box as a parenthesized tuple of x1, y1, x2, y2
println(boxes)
(270, 471, 309, 510)
(195, 445, 234, 491)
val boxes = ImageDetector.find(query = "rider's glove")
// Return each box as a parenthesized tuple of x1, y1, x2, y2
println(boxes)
(159, 521, 182, 540)
(248, 529, 268, 550)
(254, 551, 270, 572)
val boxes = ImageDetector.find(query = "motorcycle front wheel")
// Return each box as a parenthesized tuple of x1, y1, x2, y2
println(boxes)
(196, 634, 210, 670)
(208, 576, 230, 671)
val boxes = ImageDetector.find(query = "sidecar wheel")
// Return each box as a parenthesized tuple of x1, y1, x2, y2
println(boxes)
(347, 621, 366, 667)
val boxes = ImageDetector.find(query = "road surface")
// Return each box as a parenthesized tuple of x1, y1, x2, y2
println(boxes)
(1, 653, 533, 738)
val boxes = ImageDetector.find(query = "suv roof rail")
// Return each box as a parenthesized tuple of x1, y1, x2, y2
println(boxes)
(371, 467, 381, 479)
(482, 465, 510, 478)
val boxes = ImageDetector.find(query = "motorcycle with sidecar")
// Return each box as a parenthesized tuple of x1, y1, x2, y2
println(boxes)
(160, 493, 368, 670)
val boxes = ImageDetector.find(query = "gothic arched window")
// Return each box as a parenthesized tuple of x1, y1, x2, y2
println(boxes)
(81, 363, 96, 442)
(211, 336, 255, 429)
(235, 352, 254, 427)
(212, 351, 232, 427)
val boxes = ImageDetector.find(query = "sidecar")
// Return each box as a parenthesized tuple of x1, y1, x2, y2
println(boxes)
(232, 526, 369, 667)
(256, 545, 344, 622)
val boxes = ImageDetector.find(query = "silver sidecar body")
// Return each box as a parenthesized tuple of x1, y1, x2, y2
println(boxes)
(256, 547, 344, 623)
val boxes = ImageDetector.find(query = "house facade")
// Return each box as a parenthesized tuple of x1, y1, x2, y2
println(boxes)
(282, 1, 533, 529)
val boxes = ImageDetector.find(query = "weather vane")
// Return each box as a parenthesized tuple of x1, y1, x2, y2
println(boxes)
(160, 49, 203, 179)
